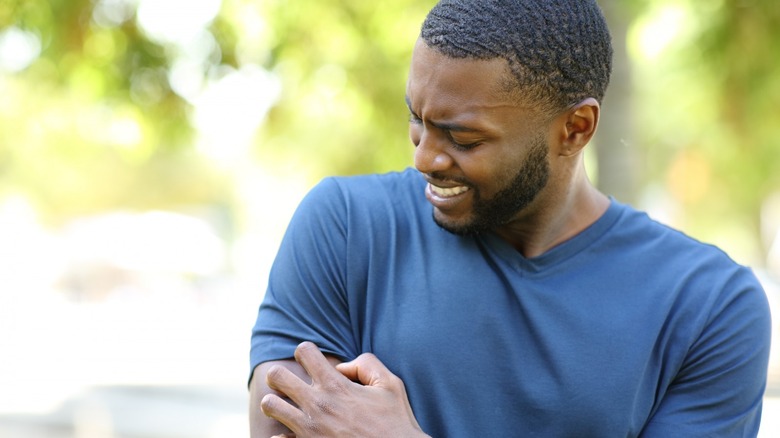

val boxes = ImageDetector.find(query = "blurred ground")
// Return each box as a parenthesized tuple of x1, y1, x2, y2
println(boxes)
(0, 280, 255, 438)
(0, 386, 247, 438)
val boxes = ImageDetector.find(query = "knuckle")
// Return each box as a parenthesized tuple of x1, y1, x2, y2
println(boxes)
(302, 415, 323, 435)
(313, 397, 337, 415)
(324, 371, 351, 391)
(388, 373, 405, 389)
(319, 379, 347, 397)
(305, 424, 322, 435)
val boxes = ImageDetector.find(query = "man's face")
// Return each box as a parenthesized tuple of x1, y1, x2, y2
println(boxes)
(406, 39, 551, 235)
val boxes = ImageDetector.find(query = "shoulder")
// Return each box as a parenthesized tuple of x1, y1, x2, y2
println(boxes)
(610, 201, 747, 269)
(607, 201, 767, 320)
(285, 168, 431, 254)
(305, 168, 428, 225)
(301, 167, 422, 204)
(325, 168, 426, 206)
(293, 168, 422, 217)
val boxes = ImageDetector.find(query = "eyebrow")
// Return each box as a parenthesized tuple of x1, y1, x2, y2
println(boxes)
(405, 95, 481, 133)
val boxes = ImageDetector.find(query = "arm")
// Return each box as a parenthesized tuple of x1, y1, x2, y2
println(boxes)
(640, 274, 771, 437)
(249, 355, 343, 437)
(248, 178, 355, 435)
(259, 342, 428, 438)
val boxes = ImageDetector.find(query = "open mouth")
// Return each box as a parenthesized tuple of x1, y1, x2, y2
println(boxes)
(429, 183, 470, 198)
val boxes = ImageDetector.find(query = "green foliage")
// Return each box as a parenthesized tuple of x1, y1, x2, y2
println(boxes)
(1, 0, 778, 265)
(696, 0, 780, 211)
(629, 0, 780, 259)
(0, 0, 227, 223)
(253, 0, 436, 181)
(632, 0, 780, 264)
(1, 0, 437, 223)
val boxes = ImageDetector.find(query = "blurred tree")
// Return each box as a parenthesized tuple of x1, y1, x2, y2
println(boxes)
(698, 0, 780, 256)
(0, 0, 234, 223)
(2, 0, 778, 267)
(0, 0, 437, 222)
(629, 0, 780, 261)
(250, 0, 436, 181)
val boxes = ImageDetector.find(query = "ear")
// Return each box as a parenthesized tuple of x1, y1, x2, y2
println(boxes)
(556, 98, 600, 157)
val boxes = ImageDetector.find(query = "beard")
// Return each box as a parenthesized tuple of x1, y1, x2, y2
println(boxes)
(433, 134, 550, 236)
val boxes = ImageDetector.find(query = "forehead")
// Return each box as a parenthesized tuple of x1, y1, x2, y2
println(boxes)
(408, 39, 508, 99)
(406, 39, 530, 114)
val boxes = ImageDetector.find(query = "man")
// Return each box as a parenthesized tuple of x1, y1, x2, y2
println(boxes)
(249, 0, 772, 436)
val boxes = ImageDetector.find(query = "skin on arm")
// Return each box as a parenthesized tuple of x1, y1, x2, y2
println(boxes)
(249, 355, 343, 437)
(256, 342, 428, 438)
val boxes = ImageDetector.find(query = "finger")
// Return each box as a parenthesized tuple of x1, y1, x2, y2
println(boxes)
(335, 354, 422, 431)
(294, 341, 341, 384)
(265, 364, 310, 402)
(260, 393, 305, 435)
(335, 352, 394, 386)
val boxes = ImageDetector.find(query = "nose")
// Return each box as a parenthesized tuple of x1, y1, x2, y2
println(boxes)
(413, 129, 454, 174)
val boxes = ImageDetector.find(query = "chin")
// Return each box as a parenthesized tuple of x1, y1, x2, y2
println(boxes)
(432, 211, 484, 236)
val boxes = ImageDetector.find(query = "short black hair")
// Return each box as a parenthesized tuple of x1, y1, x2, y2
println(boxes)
(421, 0, 613, 115)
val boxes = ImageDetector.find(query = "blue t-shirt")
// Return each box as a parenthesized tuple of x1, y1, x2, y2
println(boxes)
(250, 168, 771, 437)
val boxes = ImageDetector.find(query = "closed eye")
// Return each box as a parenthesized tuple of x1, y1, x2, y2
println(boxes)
(449, 138, 480, 151)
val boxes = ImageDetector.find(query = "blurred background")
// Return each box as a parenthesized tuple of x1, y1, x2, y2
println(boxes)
(0, 0, 778, 436)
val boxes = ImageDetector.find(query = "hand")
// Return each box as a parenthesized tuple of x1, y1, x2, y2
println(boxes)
(261, 342, 428, 438)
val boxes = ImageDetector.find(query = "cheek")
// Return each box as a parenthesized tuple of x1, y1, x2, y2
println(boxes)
(456, 149, 500, 187)
(463, 148, 520, 193)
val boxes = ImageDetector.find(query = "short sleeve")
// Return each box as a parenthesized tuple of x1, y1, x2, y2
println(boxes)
(249, 178, 357, 382)
(641, 268, 771, 437)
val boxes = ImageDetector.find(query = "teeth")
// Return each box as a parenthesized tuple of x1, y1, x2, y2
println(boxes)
(430, 183, 470, 198)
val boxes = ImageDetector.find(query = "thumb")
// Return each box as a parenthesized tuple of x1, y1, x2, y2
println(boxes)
(335, 353, 393, 386)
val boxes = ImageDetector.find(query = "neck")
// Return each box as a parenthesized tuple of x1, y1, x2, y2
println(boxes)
(493, 166, 609, 258)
